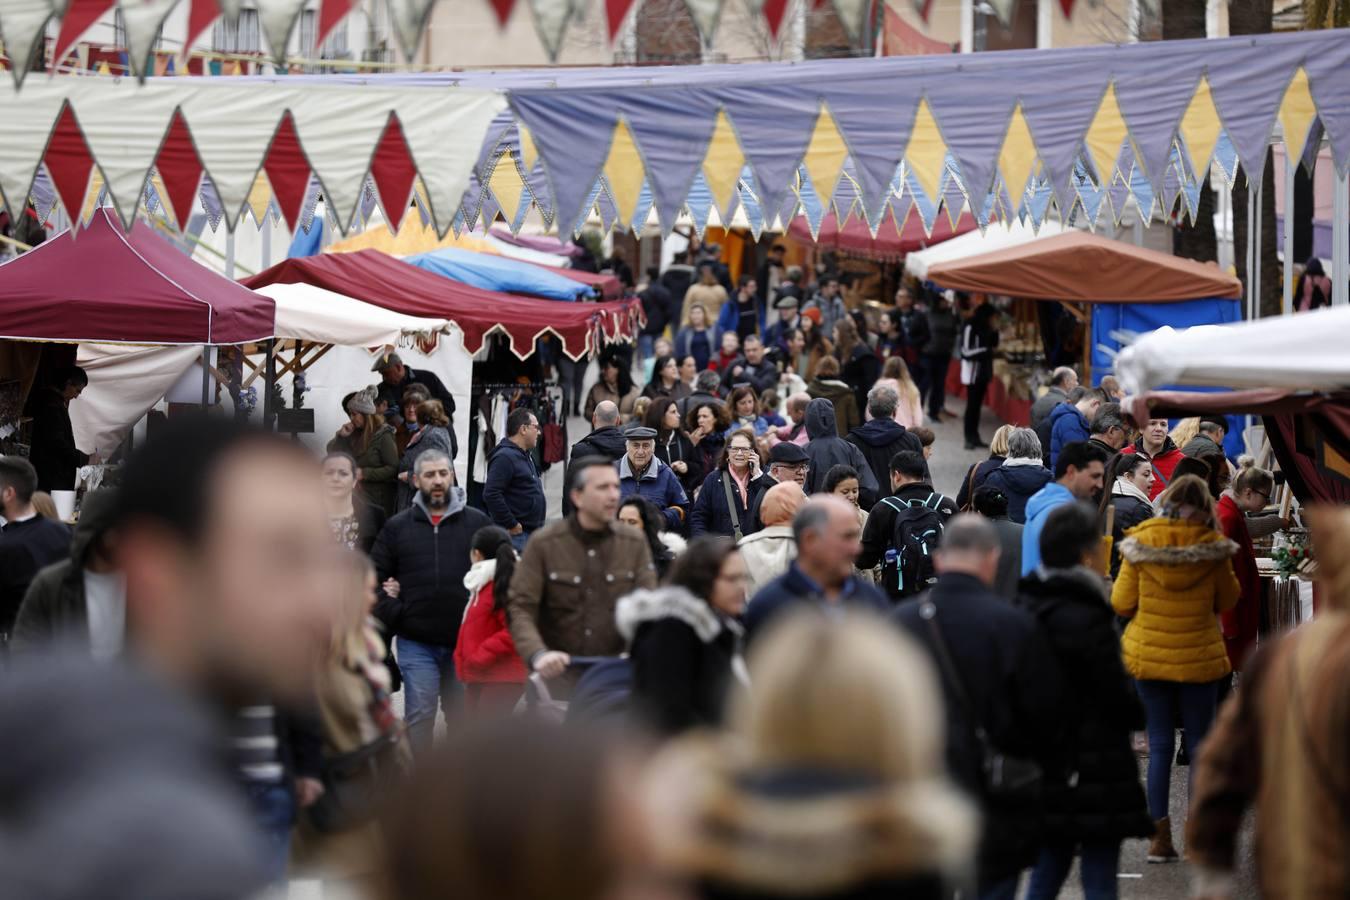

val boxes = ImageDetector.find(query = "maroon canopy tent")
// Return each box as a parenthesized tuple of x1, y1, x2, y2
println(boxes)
(787, 209, 978, 262)
(243, 250, 637, 360)
(543, 264, 623, 300)
(0, 209, 274, 344)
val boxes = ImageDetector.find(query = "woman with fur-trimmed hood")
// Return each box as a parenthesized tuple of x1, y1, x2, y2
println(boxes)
(643, 611, 977, 900)
(1110, 474, 1240, 864)
(616, 536, 748, 736)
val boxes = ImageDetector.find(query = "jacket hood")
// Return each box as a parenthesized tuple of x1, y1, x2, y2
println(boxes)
(805, 398, 839, 440)
(848, 417, 906, 448)
(1022, 565, 1109, 608)
(1025, 482, 1073, 522)
(413, 484, 467, 520)
(737, 524, 795, 547)
(463, 558, 497, 595)
(653, 746, 977, 897)
(616, 586, 722, 644)
(1048, 402, 1086, 428)
(71, 488, 119, 567)
(995, 464, 1053, 495)
(1118, 519, 1238, 590)
(808, 379, 852, 399)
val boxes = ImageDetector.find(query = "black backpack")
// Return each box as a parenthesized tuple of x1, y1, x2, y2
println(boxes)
(881, 493, 947, 598)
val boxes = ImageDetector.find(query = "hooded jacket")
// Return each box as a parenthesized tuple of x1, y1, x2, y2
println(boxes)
(618, 455, 690, 532)
(1015, 567, 1152, 844)
(371, 487, 491, 648)
(1019, 482, 1076, 576)
(1122, 436, 1185, 501)
(1047, 402, 1090, 472)
(483, 437, 546, 533)
(982, 460, 1053, 525)
(737, 526, 798, 598)
(802, 399, 879, 505)
(12, 488, 118, 649)
(1110, 518, 1240, 683)
(846, 417, 924, 494)
(617, 586, 739, 735)
(806, 377, 860, 436)
(453, 559, 527, 685)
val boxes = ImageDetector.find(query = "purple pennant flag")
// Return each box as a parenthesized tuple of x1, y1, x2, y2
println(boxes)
(1020, 76, 1112, 217)
(818, 81, 920, 229)
(922, 72, 1017, 211)
(1304, 40, 1350, 175)
(623, 92, 723, 233)
(1206, 39, 1303, 182)
(1113, 60, 1208, 205)
(718, 83, 824, 231)
(510, 92, 623, 237)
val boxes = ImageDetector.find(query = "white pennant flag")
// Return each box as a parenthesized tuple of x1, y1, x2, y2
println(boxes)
(528, 0, 572, 59)
(121, 0, 180, 77)
(256, 0, 308, 64)
(683, 0, 723, 44)
(830, 0, 870, 42)
(386, 0, 438, 59)
(0, 0, 55, 86)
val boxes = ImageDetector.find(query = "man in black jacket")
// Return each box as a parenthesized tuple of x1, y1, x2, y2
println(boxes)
(893, 515, 1063, 900)
(856, 450, 957, 601)
(638, 266, 675, 361)
(570, 401, 627, 462)
(371, 449, 489, 754)
(718, 335, 778, 395)
(846, 384, 925, 490)
(482, 408, 546, 549)
(0, 456, 71, 639)
(27, 365, 96, 491)
(371, 352, 455, 425)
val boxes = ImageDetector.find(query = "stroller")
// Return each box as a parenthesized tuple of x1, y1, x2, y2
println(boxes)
(520, 656, 632, 726)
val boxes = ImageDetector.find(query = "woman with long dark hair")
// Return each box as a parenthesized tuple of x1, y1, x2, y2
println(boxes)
(833, 317, 880, 416)
(618, 496, 686, 579)
(724, 385, 768, 437)
(615, 535, 748, 734)
(1099, 451, 1156, 577)
(583, 348, 638, 420)
(453, 525, 527, 714)
(686, 401, 731, 483)
(642, 354, 690, 404)
(646, 397, 703, 495)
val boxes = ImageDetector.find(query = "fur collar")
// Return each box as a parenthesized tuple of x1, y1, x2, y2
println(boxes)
(1112, 477, 1153, 507)
(463, 558, 496, 594)
(1118, 534, 1237, 565)
(659, 532, 688, 557)
(1004, 456, 1044, 468)
(616, 587, 722, 643)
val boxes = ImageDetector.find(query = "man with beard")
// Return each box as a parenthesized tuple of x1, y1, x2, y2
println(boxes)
(372, 450, 490, 754)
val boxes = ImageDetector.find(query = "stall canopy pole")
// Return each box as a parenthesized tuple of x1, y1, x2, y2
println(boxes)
(262, 339, 277, 431)
(1246, 183, 1257, 320)
(200, 347, 210, 407)
(225, 230, 236, 280)
(1283, 151, 1295, 316)
(1254, 170, 1263, 319)
(1335, 167, 1349, 306)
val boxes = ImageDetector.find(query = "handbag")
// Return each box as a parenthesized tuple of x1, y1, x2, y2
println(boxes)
(542, 421, 565, 464)
(307, 730, 404, 833)
(918, 601, 1042, 805)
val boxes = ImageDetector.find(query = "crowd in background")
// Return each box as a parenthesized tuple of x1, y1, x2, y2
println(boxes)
(0, 235, 1346, 900)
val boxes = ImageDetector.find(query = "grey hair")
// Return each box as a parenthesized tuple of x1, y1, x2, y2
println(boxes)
(1090, 406, 1124, 437)
(695, 370, 722, 393)
(413, 449, 452, 474)
(938, 514, 1001, 555)
(1005, 427, 1042, 460)
(791, 502, 832, 544)
(593, 400, 620, 427)
(867, 384, 899, 420)
(1050, 366, 1077, 388)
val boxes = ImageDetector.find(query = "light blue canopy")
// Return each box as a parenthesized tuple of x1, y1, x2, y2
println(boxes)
(404, 246, 590, 301)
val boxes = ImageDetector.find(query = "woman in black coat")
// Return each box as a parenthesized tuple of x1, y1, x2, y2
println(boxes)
(648, 397, 705, 497)
(1099, 452, 1157, 578)
(615, 536, 745, 735)
(1015, 504, 1151, 900)
(689, 428, 764, 539)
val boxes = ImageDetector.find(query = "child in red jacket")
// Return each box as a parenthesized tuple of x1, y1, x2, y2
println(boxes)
(454, 526, 527, 713)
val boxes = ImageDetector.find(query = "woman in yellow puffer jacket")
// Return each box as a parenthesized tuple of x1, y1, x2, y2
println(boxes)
(1110, 474, 1239, 865)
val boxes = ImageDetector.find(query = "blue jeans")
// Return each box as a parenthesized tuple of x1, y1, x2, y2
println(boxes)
(1025, 841, 1121, 900)
(397, 636, 460, 754)
(245, 781, 295, 882)
(510, 530, 530, 553)
(1136, 678, 1220, 819)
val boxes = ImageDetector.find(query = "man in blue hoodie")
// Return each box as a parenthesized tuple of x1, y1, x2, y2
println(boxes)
(1021, 441, 1109, 575)
(1047, 387, 1102, 472)
(483, 408, 546, 550)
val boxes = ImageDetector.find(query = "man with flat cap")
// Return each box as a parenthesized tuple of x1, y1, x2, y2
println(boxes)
(372, 352, 455, 424)
(616, 426, 689, 532)
(747, 441, 810, 531)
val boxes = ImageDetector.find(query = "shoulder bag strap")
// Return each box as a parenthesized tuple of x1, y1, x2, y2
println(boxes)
(722, 473, 744, 541)
(919, 601, 991, 746)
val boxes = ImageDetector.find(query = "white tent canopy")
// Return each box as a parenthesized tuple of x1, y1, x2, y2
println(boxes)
(904, 220, 1068, 280)
(1114, 305, 1350, 395)
(258, 282, 452, 345)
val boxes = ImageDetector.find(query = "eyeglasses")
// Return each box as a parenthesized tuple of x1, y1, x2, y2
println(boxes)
(729, 447, 754, 455)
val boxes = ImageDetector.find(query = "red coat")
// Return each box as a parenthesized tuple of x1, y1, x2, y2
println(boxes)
(1216, 493, 1261, 671)
(453, 580, 528, 684)
(1123, 440, 1185, 500)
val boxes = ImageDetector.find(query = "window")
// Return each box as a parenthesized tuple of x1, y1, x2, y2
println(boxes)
(213, 9, 262, 53)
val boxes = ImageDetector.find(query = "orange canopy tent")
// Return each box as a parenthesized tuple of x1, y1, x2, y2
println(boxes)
(925, 231, 1241, 303)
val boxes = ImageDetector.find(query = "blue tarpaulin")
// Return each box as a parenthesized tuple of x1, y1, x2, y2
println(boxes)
(1095, 298, 1246, 458)
(404, 247, 589, 301)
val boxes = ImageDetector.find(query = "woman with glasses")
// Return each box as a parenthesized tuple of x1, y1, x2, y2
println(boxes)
(615, 536, 748, 735)
(689, 428, 764, 539)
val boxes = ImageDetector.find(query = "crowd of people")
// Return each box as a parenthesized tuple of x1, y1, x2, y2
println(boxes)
(0, 247, 1346, 900)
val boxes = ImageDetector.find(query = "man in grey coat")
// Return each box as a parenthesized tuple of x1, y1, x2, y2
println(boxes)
(1030, 366, 1079, 429)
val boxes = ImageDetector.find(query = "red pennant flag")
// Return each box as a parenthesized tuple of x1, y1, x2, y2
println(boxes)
(317, 0, 361, 50)
(488, 0, 516, 26)
(155, 112, 206, 229)
(262, 114, 312, 231)
(183, 0, 221, 59)
(812, 0, 829, 9)
(1058, 0, 1074, 17)
(369, 116, 419, 231)
(44, 105, 96, 226)
(605, 0, 637, 39)
(53, 0, 116, 69)
(761, 0, 789, 39)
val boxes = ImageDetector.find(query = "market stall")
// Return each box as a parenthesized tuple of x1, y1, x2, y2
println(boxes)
(904, 220, 1067, 280)
(404, 246, 593, 300)
(787, 208, 977, 263)
(926, 231, 1242, 426)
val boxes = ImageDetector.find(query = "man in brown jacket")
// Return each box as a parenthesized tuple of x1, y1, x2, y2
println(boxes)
(508, 456, 657, 682)
(1187, 507, 1350, 900)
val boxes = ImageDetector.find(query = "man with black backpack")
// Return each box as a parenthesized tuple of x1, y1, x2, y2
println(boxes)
(857, 451, 958, 602)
